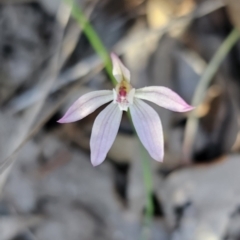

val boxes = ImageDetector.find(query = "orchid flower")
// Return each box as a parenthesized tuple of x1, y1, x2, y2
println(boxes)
(58, 53, 194, 166)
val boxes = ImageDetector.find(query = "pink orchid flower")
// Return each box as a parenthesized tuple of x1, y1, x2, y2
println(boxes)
(58, 53, 194, 166)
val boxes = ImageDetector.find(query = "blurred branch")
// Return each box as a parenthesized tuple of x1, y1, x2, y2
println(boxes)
(0, 2, 72, 187)
(0, 1, 99, 178)
(1, 215, 43, 240)
(195, 0, 224, 18)
(226, 0, 240, 32)
(0, 67, 100, 176)
(183, 28, 240, 162)
(116, 0, 225, 55)
(7, 55, 102, 113)
(0, 0, 35, 3)
(6, 3, 97, 114)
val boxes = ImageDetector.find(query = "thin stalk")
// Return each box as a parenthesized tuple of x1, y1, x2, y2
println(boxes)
(65, 0, 155, 237)
(140, 146, 154, 240)
(183, 28, 240, 161)
(127, 111, 154, 240)
(64, 0, 117, 85)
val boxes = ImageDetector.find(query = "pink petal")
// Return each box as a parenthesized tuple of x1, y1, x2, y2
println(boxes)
(129, 99, 164, 162)
(90, 103, 122, 166)
(135, 86, 194, 112)
(57, 90, 113, 123)
(111, 53, 130, 82)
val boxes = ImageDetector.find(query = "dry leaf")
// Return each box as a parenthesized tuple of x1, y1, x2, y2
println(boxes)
(147, 0, 195, 29)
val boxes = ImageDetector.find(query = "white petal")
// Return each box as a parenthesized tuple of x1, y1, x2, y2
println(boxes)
(112, 88, 117, 103)
(119, 104, 128, 111)
(111, 53, 130, 82)
(90, 103, 122, 166)
(127, 88, 135, 104)
(130, 99, 164, 162)
(135, 86, 194, 112)
(58, 90, 113, 123)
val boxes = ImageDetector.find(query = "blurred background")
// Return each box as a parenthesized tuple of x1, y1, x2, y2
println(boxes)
(1, 0, 240, 239)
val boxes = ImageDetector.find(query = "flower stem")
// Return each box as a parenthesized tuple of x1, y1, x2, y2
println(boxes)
(63, 0, 117, 85)
(140, 146, 154, 240)
(65, 1, 155, 237)
(183, 28, 240, 161)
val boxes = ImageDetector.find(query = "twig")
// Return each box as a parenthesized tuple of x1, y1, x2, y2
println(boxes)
(182, 28, 240, 162)
(0, 68, 100, 176)
(0, 2, 72, 185)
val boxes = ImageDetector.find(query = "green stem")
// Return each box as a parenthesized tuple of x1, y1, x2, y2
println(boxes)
(183, 28, 240, 161)
(65, 1, 155, 237)
(127, 111, 154, 240)
(140, 146, 154, 240)
(64, 0, 117, 85)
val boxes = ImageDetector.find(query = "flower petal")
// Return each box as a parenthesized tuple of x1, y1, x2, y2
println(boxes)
(57, 90, 113, 123)
(90, 102, 122, 166)
(111, 53, 130, 82)
(135, 86, 194, 112)
(127, 88, 136, 104)
(130, 98, 164, 162)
